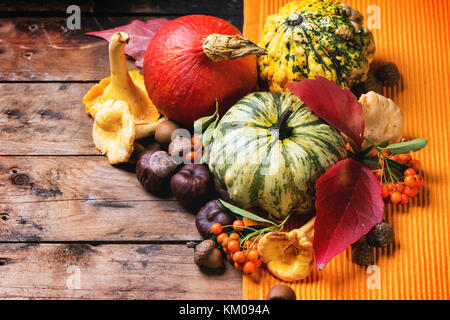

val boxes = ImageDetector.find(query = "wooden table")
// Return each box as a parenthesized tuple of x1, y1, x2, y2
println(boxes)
(0, 0, 243, 300)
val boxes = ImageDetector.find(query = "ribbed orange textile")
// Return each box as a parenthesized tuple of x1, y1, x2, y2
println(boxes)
(243, 0, 450, 300)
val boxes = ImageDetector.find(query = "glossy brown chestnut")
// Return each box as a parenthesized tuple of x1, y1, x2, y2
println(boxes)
(136, 150, 179, 197)
(170, 164, 214, 211)
(195, 200, 236, 238)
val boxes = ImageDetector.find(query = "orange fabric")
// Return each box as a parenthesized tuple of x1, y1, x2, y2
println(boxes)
(243, 0, 450, 300)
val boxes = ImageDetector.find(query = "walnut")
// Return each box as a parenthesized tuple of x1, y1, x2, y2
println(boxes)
(375, 62, 400, 87)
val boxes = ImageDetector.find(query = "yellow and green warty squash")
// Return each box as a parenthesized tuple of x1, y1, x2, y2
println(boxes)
(258, 0, 375, 91)
(208, 92, 347, 219)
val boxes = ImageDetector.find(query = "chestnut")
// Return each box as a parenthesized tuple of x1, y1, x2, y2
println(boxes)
(266, 284, 296, 300)
(214, 178, 232, 203)
(136, 150, 179, 197)
(195, 200, 236, 238)
(170, 164, 214, 211)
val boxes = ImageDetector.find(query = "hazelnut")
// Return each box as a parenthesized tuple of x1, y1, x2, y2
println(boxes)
(266, 284, 296, 300)
(193, 240, 224, 269)
(154, 120, 180, 148)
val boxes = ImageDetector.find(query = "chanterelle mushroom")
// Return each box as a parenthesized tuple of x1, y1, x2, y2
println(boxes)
(83, 32, 160, 139)
(359, 91, 404, 156)
(258, 217, 315, 282)
(92, 99, 135, 165)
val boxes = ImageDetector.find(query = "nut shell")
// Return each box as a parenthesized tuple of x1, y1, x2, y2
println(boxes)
(193, 240, 215, 266)
(366, 222, 395, 247)
(266, 284, 296, 300)
(136, 150, 179, 197)
(351, 236, 374, 266)
(170, 164, 214, 211)
(375, 62, 400, 87)
(155, 120, 180, 148)
(195, 200, 235, 238)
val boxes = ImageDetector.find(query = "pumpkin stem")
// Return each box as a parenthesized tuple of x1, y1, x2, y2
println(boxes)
(286, 13, 305, 27)
(202, 33, 267, 62)
(270, 106, 294, 140)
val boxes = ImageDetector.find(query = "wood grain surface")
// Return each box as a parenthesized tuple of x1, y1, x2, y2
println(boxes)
(0, 243, 241, 299)
(0, 1, 244, 300)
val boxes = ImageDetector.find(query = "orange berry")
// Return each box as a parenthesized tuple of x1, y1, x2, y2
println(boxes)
(210, 223, 223, 235)
(229, 232, 240, 241)
(222, 238, 230, 249)
(232, 220, 245, 232)
(375, 170, 383, 179)
(382, 185, 391, 198)
(245, 240, 258, 251)
(404, 186, 419, 198)
(217, 233, 228, 245)
(234, 262, 243, 270)
(394, 183, 404, 194)
(186, 151, 196, 163)
(417, 176, 425, 187)
(378, 157, 384, 166)
(243, 261, 256, 275)
(401, 194, 409, 205)
(254, 258, 263, 268)
(389, 154, 399, 161)
(404, 168, 416, 176)
(227, 240, 240, 253)
(233, 251, 246, 264)
(192, 136, 202, 150)
(404, 175, 417, 187)
(390, 191, 402, 204)
(409, 159, 422, 171)
(399, 154, 412, 163)
(247, 250, 260, 262)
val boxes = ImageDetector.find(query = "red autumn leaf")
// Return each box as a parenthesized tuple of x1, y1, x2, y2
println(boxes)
(313, 158, 384, 270)
(287, 76, 365, 149)
(86, 19, 169, 68)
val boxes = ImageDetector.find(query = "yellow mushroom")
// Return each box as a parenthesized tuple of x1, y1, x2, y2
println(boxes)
(92, 99, 135, 165)
(258, 217, 315, 282)
(359, 91, 404, 156)
(83, 32, 160, 139)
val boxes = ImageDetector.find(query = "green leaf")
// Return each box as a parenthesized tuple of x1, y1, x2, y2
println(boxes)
(217, 199, 276, 225)
(194, 101, 220, 164)
(383, 138, 428, 154)
(354, 139, 390, 158)
(237, 225, 274, 238)
(359, 157, 379, 167)
(193, 100, 219, 133)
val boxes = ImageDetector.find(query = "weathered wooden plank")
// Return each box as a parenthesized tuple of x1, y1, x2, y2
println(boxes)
(0, 0, 243, 16)
(0, 15, 243, 81)
(0, 83, 97, 155)
(0, 156, 163, 203)
(0, 199, 201, 242)
(0, 243, 242, 299)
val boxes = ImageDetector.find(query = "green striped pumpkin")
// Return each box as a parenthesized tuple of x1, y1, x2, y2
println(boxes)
(208, 92, 347, 219)
(258, 0, 375, 91)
